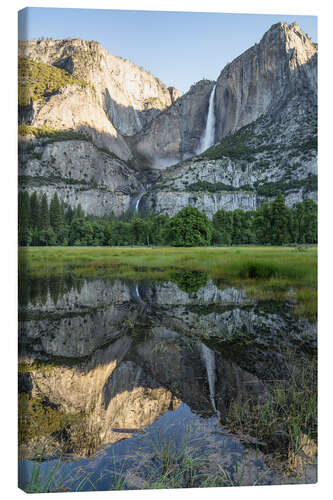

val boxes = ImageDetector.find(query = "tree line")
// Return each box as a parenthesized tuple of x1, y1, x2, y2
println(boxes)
(18, 191, 317, 247)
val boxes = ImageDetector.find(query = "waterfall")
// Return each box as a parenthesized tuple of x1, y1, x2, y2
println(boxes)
(197, 85, 216, 154)
(199, 343, 217, 413)
(135, 193, 143, 213)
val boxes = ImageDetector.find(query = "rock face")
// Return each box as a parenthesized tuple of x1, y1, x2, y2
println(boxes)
(214, 22, 317, 140)
(132, 80, 216, 165)
(19, 38, 177, 136)
(18, 22, 317, 217)
(24, 85, 132, 161)
(19, 139, 145, 216)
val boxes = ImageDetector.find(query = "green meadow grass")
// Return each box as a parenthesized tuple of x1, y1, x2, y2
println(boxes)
(18, 246, 317, 320)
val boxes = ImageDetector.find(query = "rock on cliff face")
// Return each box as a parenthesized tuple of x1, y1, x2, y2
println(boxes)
(215, 22, 317, 140)
(24, 84, 132, 161)
(132, 80, 216, 166)
(19, 38, 178, 136)
(19, 138, 145, 217)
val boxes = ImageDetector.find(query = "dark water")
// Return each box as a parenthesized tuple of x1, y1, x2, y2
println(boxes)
(18, 275, 317, 491)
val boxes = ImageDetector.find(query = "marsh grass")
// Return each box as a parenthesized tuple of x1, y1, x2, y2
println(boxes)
(19, 246, 317, 320)
(22, 443, 268, 492)
(139, 427, 266, 489)
(224, 350, 317, 472)
(22, 453, 97, 493)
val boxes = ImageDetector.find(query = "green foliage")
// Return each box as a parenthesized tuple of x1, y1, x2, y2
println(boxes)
(18, 393, 77, 444)
(271, 192, 290, 246)
(167, 206, 212, 247)
(204, 124, 256, 160)
(172, 270, 208, 294)
(239, 262, 279, 279)
(18, 191, 317, 249)
(188, 180, 253, 193)
(18, 56, 93, 107)
(18, 124, 88, 141)
(255, 174, 317, 197)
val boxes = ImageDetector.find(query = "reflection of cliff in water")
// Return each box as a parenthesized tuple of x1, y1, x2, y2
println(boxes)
(19, 276, 316, 361)
(18, 276, 316, 459)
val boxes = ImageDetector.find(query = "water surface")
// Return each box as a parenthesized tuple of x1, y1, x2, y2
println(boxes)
(18, 275, 317, 490)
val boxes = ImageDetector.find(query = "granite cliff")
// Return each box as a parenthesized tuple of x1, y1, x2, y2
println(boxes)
(18, 22, 317, 218)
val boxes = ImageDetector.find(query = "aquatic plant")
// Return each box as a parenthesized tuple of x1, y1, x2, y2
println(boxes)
(224, 349, 317, 474)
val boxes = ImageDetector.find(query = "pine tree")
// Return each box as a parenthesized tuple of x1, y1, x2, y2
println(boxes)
(29, 192, 40, 229)
(39, 194, 50, 231)
(271, 192, 289, 245)
(303, 199, 317, 243)
(18, 191, 31, 246)
(254, 202, 272, 244)
(212, 209, 233, 245)
(49, 193, 62, 239)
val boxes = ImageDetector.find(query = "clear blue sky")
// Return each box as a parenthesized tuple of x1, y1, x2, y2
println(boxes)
(18, 8, 317, 94)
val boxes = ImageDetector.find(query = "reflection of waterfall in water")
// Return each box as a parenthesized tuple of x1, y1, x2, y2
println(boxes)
(197, 84, 216, 154)
(199, 344, 217, 413)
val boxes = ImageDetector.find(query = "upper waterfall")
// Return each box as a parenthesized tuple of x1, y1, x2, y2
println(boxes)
(197, 84, 216, 154)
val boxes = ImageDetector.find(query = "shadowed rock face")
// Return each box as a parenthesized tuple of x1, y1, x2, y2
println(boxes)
(132, 80, 216, 164)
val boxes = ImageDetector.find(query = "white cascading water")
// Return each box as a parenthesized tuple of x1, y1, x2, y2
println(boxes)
(199, 343, 217, 413)
(135, 194, 143, 213)
(197, 85, 216, 154)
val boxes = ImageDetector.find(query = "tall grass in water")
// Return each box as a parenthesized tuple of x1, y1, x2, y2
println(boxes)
(23, 457, 97, 493)
(224, 350, 317, 474)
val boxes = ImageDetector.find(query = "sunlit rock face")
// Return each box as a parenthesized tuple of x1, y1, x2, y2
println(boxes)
(19, 38, 177, 137)
(137, 22, 317, 215)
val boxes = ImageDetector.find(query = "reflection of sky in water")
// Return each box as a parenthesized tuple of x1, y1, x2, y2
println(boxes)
(18, 276, 316, 491)
(19, 403, 271, 492)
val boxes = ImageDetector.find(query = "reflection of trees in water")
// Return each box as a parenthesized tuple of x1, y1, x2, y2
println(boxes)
(18, 275, 86, 307)
(49, 276, 65, 305)
(172, 270, 208, 295)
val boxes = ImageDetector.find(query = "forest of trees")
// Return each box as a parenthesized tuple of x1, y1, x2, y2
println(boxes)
(18, 191, 317, 247)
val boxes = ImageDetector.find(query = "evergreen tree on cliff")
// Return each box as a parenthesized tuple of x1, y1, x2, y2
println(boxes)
(167, 206, 212, 247)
